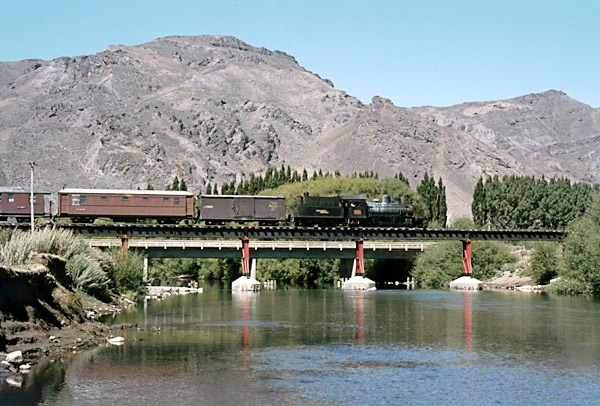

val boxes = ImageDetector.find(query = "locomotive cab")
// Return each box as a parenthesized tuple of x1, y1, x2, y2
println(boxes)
(339, 196, 367, 225)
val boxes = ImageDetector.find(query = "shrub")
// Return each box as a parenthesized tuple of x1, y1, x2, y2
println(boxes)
(107, 248, 144, 293)
(412, 239, 516, 289)
(0, 227, 113, 298)
(523, 242, 561, 284)
(559, 193, 600, 295)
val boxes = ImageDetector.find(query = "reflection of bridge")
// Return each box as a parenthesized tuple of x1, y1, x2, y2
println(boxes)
(74, 223, 565, 283)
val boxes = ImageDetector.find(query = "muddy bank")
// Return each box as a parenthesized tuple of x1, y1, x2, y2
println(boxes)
(0, 254, 133, 376)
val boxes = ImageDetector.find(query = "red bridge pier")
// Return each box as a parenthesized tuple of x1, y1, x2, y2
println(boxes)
(449, 239, 482, 290)
(462, 239, 472, 277)
(232, 237, 260, 291)
(341, 239, 375, 290)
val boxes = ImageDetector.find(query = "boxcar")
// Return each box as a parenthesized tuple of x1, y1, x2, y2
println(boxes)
(0, 186, 51, 223)
(58, 188, 195, 222)
(198, 195, 286, 224)
(292, 193, 344, 226)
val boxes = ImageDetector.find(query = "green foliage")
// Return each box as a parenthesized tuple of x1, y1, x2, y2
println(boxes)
(195, 258, 240, 281)
(471, 175, 597, 229)
(549, 277, 594, 295)
(472, 241, 517, 281)
(0, 228, 112, 298)
(412, 241, 462, 289)
(523, 242, 561, 285)
(65, 253, 110, 295)
(412, 218, 516, 288)
(0, 229, 12, 247)
(556, 194, 600, 294)
(417, 172, 447, 227)
(107, 248, 145, 294)
(257, 258, 339, 287)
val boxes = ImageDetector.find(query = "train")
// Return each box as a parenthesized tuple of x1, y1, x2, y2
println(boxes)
(0, 187, 421, 228)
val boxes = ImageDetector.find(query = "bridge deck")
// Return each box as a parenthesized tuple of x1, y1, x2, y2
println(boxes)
(88, 239, 433, 259)
(56, 223, 565, 241)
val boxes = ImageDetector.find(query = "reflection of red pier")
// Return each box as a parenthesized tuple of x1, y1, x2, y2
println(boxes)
(462, 291, 472, 354)
(355, 291, 365, 345)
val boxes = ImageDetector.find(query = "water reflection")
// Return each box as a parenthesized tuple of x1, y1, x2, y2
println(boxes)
(354, 291, 365, 345)
(232, 291, 258, 369)
(3, 290, 600, 405)
(462, 291, 472, 354)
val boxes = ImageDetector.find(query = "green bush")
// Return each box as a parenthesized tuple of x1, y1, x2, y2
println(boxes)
(412, 240, 516, 289)
(258, 258, 339, 287)
(549, 277, 593, 295)
(107, 248, 144, 294)
(523, 242, 561, 284)
(412, 241, 462, 289)
(556, 194, 600, 295)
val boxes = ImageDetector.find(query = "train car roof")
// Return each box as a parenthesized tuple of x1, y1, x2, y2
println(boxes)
(339, 195, 367, 200)
(59, 188, 194, 196)
(200, 194, 285, 199)
(0, 186, 51, 194)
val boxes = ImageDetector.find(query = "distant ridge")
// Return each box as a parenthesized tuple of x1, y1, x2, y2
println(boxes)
(2, 35, 600, 219)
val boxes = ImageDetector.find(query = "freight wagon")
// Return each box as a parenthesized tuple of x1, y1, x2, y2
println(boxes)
(198, 195, 286, 225)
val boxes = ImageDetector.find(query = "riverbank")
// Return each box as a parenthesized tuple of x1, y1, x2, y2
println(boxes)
(0, 254, 135, 377)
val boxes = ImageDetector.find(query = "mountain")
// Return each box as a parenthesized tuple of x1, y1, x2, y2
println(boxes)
(1, 35, 599, 220)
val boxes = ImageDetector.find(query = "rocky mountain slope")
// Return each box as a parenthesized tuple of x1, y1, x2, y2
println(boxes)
(1, 35, 599, 220)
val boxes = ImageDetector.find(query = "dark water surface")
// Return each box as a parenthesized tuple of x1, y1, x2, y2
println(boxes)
(2, 289, 600, 405)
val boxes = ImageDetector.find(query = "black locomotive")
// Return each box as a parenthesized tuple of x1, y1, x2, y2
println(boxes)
(292, 193, 420, 227)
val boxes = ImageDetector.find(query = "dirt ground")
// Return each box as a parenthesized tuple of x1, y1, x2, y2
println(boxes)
(0, 255, 135, 374)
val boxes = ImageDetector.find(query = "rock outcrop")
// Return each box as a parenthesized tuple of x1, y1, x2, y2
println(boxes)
(2, 36, 600, 220)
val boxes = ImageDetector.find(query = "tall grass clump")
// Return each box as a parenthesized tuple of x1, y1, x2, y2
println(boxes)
(0, 227, 112, 298)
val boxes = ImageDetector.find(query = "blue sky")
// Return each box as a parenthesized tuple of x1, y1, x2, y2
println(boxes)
(2, 0, 599, 107)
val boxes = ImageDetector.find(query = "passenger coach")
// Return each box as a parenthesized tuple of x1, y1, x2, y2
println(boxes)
(0, 186, 51, 223)
(58, 188, 194, 222)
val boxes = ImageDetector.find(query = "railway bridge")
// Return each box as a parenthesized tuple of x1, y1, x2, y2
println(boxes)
(53, 223, 566, 289)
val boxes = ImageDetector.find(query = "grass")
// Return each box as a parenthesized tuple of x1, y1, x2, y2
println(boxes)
(0, 227, 112, 298)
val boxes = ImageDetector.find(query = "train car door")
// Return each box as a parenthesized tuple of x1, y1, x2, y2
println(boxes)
(233, 197, 254, 219)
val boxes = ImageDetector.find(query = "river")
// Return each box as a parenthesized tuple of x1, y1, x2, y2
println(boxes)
(2, 288, 600, 405)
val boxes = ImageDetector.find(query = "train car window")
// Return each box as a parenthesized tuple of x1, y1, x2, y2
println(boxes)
(80, 196, 87, 205)
(32, 195, 37, 203)
(174, 198, 180, 206)
(0, 195, 2, 204)
(72, 195, 80, 205)
(101, 196, 108, 200)
(8, 194, 14, 203)
(143, 197, 149, 201)
(122, 197, 129, 200)
(163, 197, 170, 201)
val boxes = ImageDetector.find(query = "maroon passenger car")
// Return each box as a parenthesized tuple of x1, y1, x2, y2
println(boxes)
(198, 195, 286, 224)
(0, 186, 51, 223)
(58, 188, 195, 222)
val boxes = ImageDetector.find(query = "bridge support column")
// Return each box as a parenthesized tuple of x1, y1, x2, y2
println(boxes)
(120, 235, 131, 256)
(342, 239, 376, 290)
(462, 239, 472, 277)
(232, 237, 260, 292)
(143, 257, 148, 283)
(450, 239, 483, 290)
(241, 237, 250, 277)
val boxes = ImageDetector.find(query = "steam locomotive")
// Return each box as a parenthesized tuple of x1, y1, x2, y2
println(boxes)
(0, 187, 421, 228)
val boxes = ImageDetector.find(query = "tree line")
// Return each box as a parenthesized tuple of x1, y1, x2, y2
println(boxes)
(472, 175, 598, 229)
